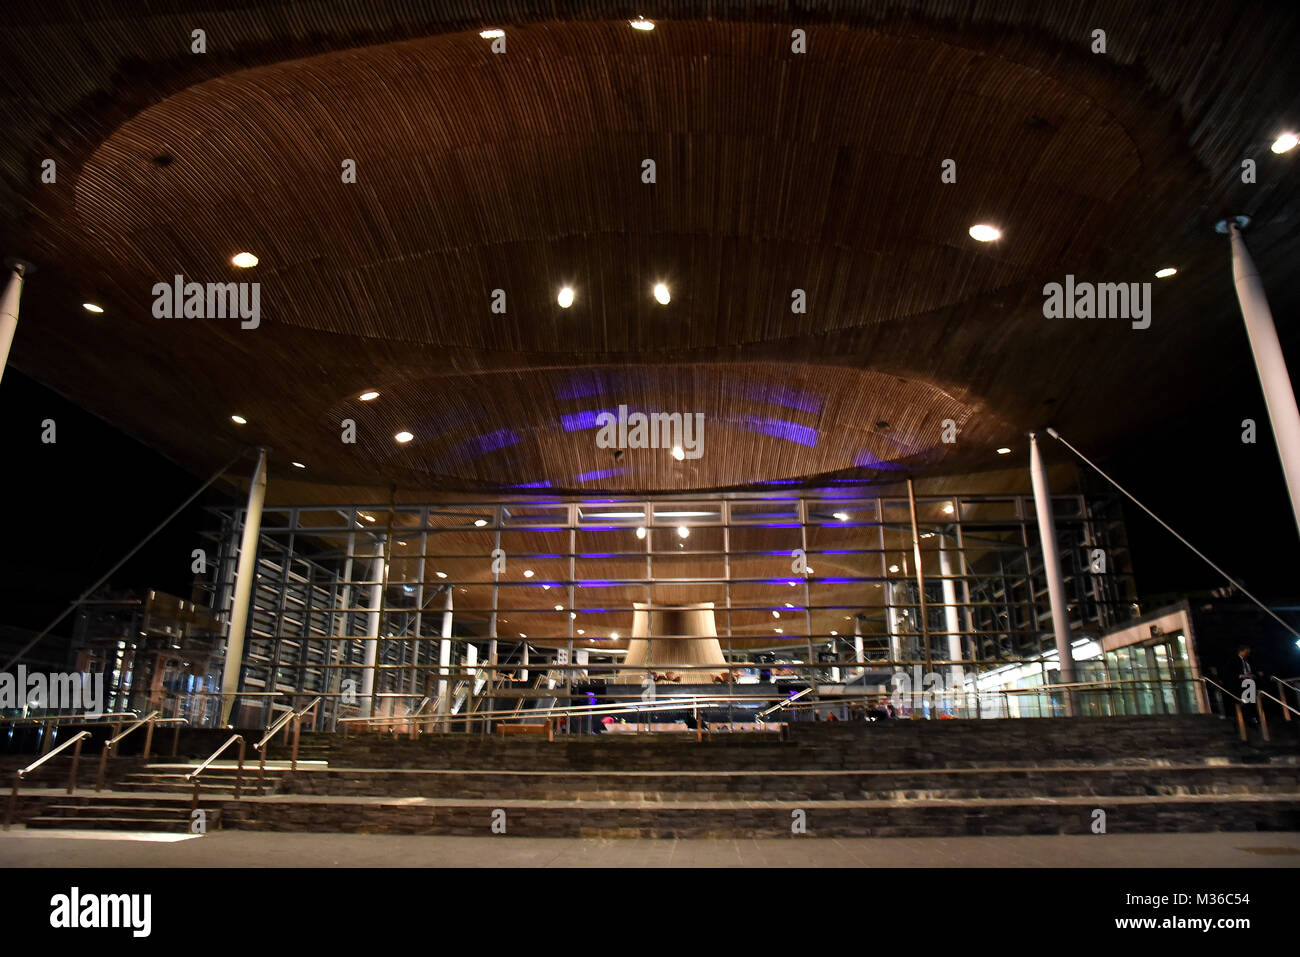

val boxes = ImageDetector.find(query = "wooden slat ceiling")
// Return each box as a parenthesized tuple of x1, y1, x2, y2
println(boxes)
(2, 2, 1298, 497)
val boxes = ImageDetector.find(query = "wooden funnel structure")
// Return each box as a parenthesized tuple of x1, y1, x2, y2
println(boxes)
(618, 601, 728, 682)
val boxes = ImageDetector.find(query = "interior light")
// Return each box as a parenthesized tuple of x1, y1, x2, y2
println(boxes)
(677, 525, 689, 538)
(943, 503, 955, 514)
(830, 631, 838, 636)
(474, 519, 488, 527)
(82, 303, 104, 313)
(630, 18, 654, 30)
(395, 431, 414, 443)
(654, 283, 670, 304)
(436, 571, 447, 579)
(774, 628, 783, 634)
(291, 462, 306, 469)
(610, 632, 619, 640)
(833, 512, 848, 521)
(772, 610, 780, 619)
(636, 527, 647, 539)
(577, 629, 585, 635)
(231, 252, 258, 268)
(541, 584, 550, 590)
(671, 446, 685, 461)
(479, 28, 505, 38)
(523, 569, 534, 578)
(1271, 132, 1298, 154)
(889, 564, 899, 573)
(230, 415, 247, 425)
(996, 447, 1012, 455)
(968, 224, 1001, 242)
(557, 286, 575, 308)
(1155, 267, 1177, 278)
(784, 602, 793, 608)
(359, 391, 380, 401)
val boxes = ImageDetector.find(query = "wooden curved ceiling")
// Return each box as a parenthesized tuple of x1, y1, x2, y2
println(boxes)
(2, 2, 1299, 496)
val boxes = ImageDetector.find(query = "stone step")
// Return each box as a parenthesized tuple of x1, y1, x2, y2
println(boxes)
(25, 816, 194, 832)
(43, 803, 195, 820)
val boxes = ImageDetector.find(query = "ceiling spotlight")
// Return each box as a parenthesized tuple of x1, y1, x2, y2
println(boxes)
(231, 252, 259, 268)
(359, 391, 380, 401)
(772, 610, 781, 619)
(630, 18, 654, 30)
(671, 446, 685, 461)
(230, 415, 247, 425)
(577, 629, 585, 635)
(520, 633, 527, 639)
(774, 627, 783, 634)
(557, 286, 575, 308)
(555, 604, 563, 611)
(636, 527, 647, 539)
(653, 283, 671, 304)
(889, 564, 899, 573)
(523, 569, 534, 578)
(395, 431, 414, 443)
(610, 632, 619, 640)
(833, 512, 848, 521)
(479, 28, 505, 38)
(362, 514, 376, 523)
(541, 584, 550, 590)
(996, 447, 1012, 455)
(291, 461, 306, 469)
(1271, 132, 1298, 154)
(806, 567, 815, 575)
(474, 519, 488, 527)
(436, 571, 447, 579)
(82, 303, 104, 313)
(570, 612, 576, 620)
(943, 503, 955, 514)
(784, 602, 794, 608)
(1155, 267, 1177, 279)
(677, 525, 689, 538)
(968, 224, 1001, 242)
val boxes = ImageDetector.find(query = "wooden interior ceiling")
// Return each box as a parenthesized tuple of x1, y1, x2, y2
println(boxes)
(2, 2, 1299, 496)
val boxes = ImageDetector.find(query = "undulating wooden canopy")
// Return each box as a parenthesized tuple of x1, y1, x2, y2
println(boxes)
(2, 1, 1298, 497)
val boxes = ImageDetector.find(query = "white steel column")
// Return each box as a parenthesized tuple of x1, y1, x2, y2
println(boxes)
(438, 587, 453, 730)
(0, 261, 29, 386)
(1228, 222, 1300, 541)
(359, 540, 385, 718)
(938, 536, 965, 708)
(1029, 431, 1076, 713)
(852, 615, 864, 676)
(219, 448, 267, 726)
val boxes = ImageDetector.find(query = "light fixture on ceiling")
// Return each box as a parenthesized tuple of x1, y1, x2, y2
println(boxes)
(677, 525, 689, 538)
(772, 610, 780, 619)
(557, 286, 575, 308)
(519, 633, 527, 638)
(291, 461, 306, 469)
(577, 629, 585, 635)
(479, 28, 504, 38)
(831, 631, 838, 636)
(889, 564, 899, 573)
(82, 302, 104, 313)
(653, 282, 670, 304)
(395, 431, 414, 443)
(610, 632, 619, 640)
(774, 627, 783, 634)
(436, 571, 447, 578)
(554, 604, 563, 611)
(1271, 132, 1298, 154)
(943, 503, 955, 514)
(362, 514, 376, 524)
(636, 527, 647, 539)
(541, 583, 550, 590)
(996, 447, 1012, 455)
(231, 252, 258, 268)
(570, 612, 576, 619)
(671, 446, 685, 461)
(230, 415, 247, 425)
(833, 512, 849, 521)
(474, 519, 488, 527)
(630, 17, 654, 30)
(359, 391, 380, 401)
(968, 224, 1001, 242)
(1155, 267, 1177, 278)
(784, 602, 793, 608)
(523, 569, 534, 578)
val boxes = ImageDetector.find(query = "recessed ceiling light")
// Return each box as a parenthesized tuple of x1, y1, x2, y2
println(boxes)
(82, 303, 104, 313)
(359, 391, 380, 401)
(968, 224, 1001, 242)
(394, 431, 414, 443)
(291, 461, 306, 469)
(677, 525, 689, 538)
(1271, 132, 1298, 154)
(653, 283, 670, 304)
(474, 519, 488, 527)
(943, 504, 955, 514)
(541, 584, 550, 590)
(1155, 267, 1177, 278)
(831, 631, 838, 636)
(630, 18, 654, 31)
(436, 571, 447, 578)
(523, 569, 534, 578)
(772, 610, 780, 618)
(231, 252, 258, 268)
(996, 447, 1012, 455)
(672, 446, 685, 461)
(577, 629, 585, 635)
(833, 512, 848, 521)
(230, 415, 247, 425)
(889, 564, 899, 573)
(784, 602, 793, 608)
(554, 604, 563, 611)
(479, 28, 504, 38)
(557, 286, 575, 308)
(519, 633, 527, 639)
(362, 514, 376, 524)
(636, 527, 647, 539)
(774, 627, 783, 634)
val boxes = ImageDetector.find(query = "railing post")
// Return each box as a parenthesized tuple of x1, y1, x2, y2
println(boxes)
(4, 772, 20, 830)
(96, 742, 111, 792)
(1235, 702, 1248, 742)
(67, 736, 84, 795)
(171, 722, 181, 757)
(1258, 696, 1271, 743)
(235, 739, 245, 800)
(1277, 679, 1292, 721)
(40, 719, 53, 756)
(258, 747, 267, 797)
(291, 715, 301, 771)
(191, 778, 200, 816)
(143, 717, 156, 758)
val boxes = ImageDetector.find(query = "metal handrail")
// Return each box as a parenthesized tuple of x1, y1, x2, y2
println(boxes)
(94, 711, 187, 791)
(254, 696, 321, 794)
(4, 730, 91, 829)
(186, 733, 246, 814)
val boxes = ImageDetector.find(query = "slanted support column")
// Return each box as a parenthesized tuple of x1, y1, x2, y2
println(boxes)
(359, 539, 385, 718)
(438, 587, 453, 731)
(938, 535, 965, 711)
(1029, 431, 1075, 714)
(1226, 220, 1300, 542)
(0, 260, 31, 386)
(219, 448, 267, 726)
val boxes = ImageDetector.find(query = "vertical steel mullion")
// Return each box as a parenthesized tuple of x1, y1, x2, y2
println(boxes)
(724, 500, 734, 728)
(800, 497, 818, 707)
(906, 480, 932, 678)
